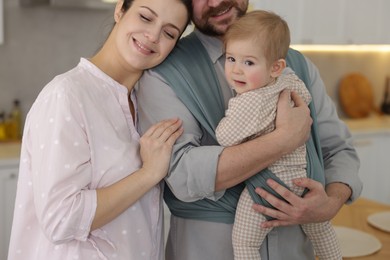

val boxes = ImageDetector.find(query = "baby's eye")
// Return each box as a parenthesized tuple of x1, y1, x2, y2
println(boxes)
(226, 56, 235, 63)
(244, 60, 254, 66)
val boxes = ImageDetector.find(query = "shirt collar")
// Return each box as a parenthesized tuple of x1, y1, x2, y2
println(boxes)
(194, 29, 224, 64)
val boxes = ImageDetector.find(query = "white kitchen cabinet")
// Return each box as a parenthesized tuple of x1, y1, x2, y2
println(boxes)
(378, 1, 390, 43)
(0, 160, 19, 260)
(352, 131, 390, 205)
(250, 0, 390, 44)
(343, 0, 382, 44)
(299, 0, 347, 44)
(251, 0, 346, 44)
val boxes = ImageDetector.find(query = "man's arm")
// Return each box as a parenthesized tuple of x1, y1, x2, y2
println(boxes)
(137, 70, 312, 201)
(252, 58, 363, 227)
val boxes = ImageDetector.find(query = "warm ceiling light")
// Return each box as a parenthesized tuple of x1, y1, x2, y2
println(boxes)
(101, 0, 117, 3)
(291, 45, 390, 53)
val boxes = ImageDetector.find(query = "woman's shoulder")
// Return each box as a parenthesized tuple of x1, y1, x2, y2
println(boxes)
(36, 65, 84, 102)
(37, 58, 106, 102)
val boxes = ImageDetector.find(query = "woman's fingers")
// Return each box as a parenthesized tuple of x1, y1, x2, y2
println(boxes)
(143, 118, 181, 140)
(166, 125, 184, 146)
(158, 119, 183, 143)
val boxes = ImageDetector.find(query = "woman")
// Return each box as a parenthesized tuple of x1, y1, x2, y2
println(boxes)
(8, 0, 191, 259)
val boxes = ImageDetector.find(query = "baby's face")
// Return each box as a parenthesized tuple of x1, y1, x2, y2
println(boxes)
(224, 39, 273, 94)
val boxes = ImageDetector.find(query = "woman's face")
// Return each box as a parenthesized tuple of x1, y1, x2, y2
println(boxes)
(114, 0, 188, 70)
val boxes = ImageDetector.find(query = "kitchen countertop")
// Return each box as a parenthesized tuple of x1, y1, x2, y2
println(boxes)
(342, 114, 390, 133)
(0, 141, 21, 167)
(332, 198, 390, 260)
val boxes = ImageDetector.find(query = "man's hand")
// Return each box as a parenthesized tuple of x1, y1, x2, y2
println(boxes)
(252, 178, 351, 228)
(275, 90, 312, 155)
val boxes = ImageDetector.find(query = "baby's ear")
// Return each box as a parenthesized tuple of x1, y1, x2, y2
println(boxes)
(270, 59, 286, 78)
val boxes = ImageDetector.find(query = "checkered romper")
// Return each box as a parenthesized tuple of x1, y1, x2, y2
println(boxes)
(216, 73, 342, 260)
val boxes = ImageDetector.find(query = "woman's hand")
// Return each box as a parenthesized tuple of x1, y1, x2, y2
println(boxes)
(92, 118, 182, 230)
(252, 178, 349, 228)
(140, 118, 183, 182)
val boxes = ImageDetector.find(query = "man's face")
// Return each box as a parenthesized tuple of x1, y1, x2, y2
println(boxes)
(192, 0, 248, 37)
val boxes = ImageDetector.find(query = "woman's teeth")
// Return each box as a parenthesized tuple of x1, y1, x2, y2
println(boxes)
(135, 39, 152, 53)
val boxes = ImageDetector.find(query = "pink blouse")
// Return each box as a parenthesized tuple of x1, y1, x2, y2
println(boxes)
(8, 58, 164, 260)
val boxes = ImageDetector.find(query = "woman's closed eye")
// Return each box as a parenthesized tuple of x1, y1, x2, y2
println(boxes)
(140, 13, 152, 22)
(163, 29, 176, 40)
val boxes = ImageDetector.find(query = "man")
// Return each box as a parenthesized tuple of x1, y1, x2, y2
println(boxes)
(136, 1, 362, 259)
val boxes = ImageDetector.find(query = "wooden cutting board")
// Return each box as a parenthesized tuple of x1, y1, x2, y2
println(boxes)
(339, 73, 380, 118)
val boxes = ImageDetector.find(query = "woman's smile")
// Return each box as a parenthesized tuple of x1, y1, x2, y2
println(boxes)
(133, 38, 155, 55)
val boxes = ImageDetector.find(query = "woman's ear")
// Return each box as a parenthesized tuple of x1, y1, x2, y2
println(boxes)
(270, 59, 286, 78)
(114, 0, 125, 23)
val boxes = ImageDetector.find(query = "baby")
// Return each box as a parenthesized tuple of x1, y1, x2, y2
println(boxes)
(216, 10, 342, 260)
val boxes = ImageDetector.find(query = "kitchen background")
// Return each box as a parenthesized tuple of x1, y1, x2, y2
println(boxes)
(1, 0, 390, 260)
(1, 0, 390, 120)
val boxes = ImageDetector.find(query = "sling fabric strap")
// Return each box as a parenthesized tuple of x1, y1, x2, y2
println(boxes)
(153, 33, 225, 139)
(153, 32, 324, 224)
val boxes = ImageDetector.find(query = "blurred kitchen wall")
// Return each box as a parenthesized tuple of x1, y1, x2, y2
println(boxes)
(302, 51, 390, 118)
(0, 0, 112, 122)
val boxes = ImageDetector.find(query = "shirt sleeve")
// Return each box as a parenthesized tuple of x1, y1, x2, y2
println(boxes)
(137, 70, 225, 202)
(27, 80, 96, 243)
(304, 57, 363, 203)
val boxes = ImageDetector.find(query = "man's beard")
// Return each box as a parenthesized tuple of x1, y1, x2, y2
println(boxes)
(194, 1, 247, 37)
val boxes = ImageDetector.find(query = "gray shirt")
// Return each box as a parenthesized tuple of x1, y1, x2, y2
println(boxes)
(136, 30, 362, 260)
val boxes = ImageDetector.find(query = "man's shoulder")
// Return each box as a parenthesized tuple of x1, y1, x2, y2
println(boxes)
(165, 33, 204, 61)
(152, 33, 213, 78)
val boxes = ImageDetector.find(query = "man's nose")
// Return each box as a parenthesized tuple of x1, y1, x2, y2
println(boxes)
(208, 0, 224, 8)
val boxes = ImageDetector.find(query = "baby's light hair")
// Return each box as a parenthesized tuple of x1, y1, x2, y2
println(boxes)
(223, 10, 290, 67)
